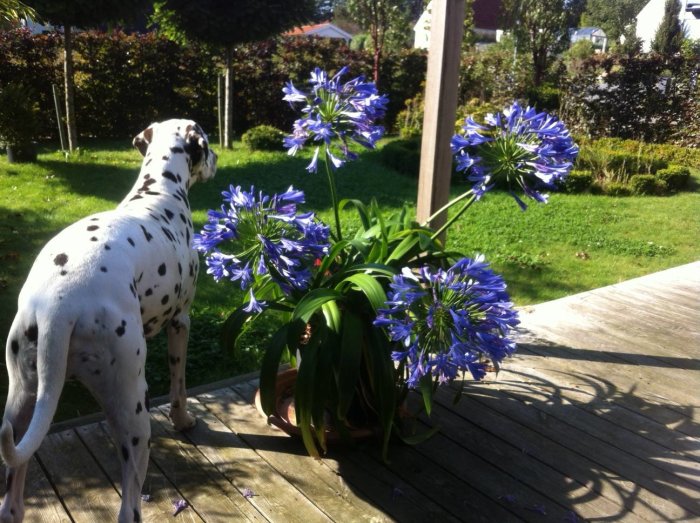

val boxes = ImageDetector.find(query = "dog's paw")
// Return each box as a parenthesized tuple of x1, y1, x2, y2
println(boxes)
(170, 411, 196, 432)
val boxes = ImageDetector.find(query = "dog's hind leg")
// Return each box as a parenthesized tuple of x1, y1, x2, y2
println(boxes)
(89, 320, 150, 523)
(166, 313, 195, 431)
(0, 320, 39, 523)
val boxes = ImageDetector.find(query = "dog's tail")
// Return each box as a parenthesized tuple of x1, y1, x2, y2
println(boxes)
(1, 313, 71, 468)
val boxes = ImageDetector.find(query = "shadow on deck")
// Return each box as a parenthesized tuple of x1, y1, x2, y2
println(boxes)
(2, 262, 699, 522)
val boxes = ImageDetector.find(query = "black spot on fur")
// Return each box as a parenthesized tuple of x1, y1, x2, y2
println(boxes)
(104, 244, 111, 251)
(161, 226, 175, 242)
(60, 270, 68, 276)
(127, 237, 135, 247)
(25, 325, 38, 343)
(158, 263, 166, 276)
(145, 391, 150, 411)
(145, 288, 153, 296)
(140, 225, 153, 242)
(87, 225, 99, 231)
(162, 155, 169, 161)
(170, 146, 184, 153)
(134, 509, 140, 523)
(110, 357, 116, 365)
(6, 472, 13, 491)
(11, 339, 19, 354)
(162, 170, 178, 183)
(115, 320, 126, 337)
(54, 253, 68, 266)
(100, 266, 108, 273)
(179, 213, 187, 224)
(165, 208, 175, 220)
(161, 294, 169, 305)
(132, 436, 140, 446)
(145, 191, 160, 196)
(136, 402, 143, 414)
(177, 262, 182, 275)
(90, 236, 98, 242)
(130, 194, 143, 201)
(121, 445, 129, 461)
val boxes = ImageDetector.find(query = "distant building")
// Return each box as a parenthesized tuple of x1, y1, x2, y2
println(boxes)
(284, 22, 354, 43)
(413, 0, 502, 49)
(570, 27, 608, 52)
(636, 0, 700, 52)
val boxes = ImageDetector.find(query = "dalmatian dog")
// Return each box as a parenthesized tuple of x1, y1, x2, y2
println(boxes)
(0, 119, 217, 523)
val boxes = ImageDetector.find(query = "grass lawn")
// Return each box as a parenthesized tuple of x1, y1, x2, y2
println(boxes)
(1, 139, 699, 420)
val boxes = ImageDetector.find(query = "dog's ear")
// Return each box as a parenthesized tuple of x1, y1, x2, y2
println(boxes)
(184, 124, 209, 165)
(132, 125, 154, 157)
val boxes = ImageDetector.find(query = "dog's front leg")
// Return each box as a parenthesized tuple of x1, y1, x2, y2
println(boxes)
(166, 314, 195, 431)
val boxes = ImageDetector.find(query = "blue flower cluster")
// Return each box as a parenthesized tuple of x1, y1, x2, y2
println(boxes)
(193, 185, 330, 312)
(451, 102, 579, 209)
(374, 256, 520, 388)
(282, 66, 388, 172)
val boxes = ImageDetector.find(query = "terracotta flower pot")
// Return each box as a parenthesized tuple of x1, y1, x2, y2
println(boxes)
(254, 368, 376, 441)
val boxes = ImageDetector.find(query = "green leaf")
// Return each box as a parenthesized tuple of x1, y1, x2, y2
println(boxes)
(386, 234, 420, 264)
(337, 273, 387, 313)
(258, 325, 291, 416)
(336, 311, 363, 420)
(315, 239, 350, 283)
(294, 322, 326, 458)
(219, 305, 254, 355)
(419, 374, 434, 417)
(321, 300, 342, 334)
(292, 288, 343, 323)
(339, 198, 370, 230)
(365, 327, 397, 462)
(395, 423, 442, 445)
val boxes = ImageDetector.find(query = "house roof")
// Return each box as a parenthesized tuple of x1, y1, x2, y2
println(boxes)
(572, 27, 606, 37)
(284, 22, 353, 41)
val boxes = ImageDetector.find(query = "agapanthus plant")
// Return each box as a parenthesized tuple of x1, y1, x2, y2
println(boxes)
(374, 256, 519, 392)
(450, 101, 579, 212)
(283, 66, 388, 240)
(193, 185, 330, 312)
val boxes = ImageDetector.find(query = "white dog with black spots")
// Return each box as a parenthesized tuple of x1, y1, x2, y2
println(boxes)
(0, 119, 217, 523)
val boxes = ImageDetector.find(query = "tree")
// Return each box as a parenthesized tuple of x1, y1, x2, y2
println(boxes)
(581, 0, 647, 44)
(153, 0, 316, 149)
(24, 0, 147, 151)
(341, 0, 412, 84)
(0, 0, 36, 26)
(651, 0, 685, 55)
(501, 0, 568, 86)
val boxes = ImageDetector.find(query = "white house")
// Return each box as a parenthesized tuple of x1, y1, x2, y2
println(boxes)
(636, 0, 700, 52)
(414, 0, 502, 49)
(284, 22, 354, 43)
(570, 27, 608, 52)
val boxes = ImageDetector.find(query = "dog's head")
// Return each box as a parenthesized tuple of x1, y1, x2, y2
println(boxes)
(133, 119, 217, 185)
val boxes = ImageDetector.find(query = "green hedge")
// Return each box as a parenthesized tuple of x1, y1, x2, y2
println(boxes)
(241, 125, 285, 151)
(379, 137, 421, 177)
(656, 165, 690, 191)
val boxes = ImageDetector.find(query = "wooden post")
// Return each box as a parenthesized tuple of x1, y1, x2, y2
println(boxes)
(416, 0, 465, 233)
(217, 75, 224, 149)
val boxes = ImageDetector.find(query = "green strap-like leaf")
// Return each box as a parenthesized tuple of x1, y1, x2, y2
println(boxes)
(321, 301, 342, 334)
(365, 327, 397, 462)
(337, 273, 387, 313)
(219, 305, 254, 355)
(336, 311, 363, 420)
(292, 288, 343, 323)
(339, 198, 370, 230)
(419, 374, 434, 417)
(386, 234, 420, 264)
(294, 322, 326, 458)
(258, 325, 291, 416)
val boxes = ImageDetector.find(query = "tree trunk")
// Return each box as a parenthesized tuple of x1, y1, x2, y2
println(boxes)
(63, 25, 78, 151)
(372, 46, 381, 86)
(223, 46, 233, 149)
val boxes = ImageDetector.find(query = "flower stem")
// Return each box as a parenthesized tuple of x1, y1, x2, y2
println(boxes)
(323, 152, 343, 241)
(430, 193, 478, 241)
(421, 188, 475, 228)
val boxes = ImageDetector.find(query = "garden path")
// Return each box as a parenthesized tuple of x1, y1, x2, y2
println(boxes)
(2, 262, 699, 522)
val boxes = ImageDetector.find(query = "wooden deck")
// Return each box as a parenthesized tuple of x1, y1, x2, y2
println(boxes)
(2, 262, 699, 522)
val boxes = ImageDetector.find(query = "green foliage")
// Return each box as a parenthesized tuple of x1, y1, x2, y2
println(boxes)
(379, 136, 421, 177)
(24, 0, 147, 27)
(525, 83, 560, 112)
(0, 82, 39, 147)
(560, 53, 700, 146)
(651, 0, 685, 56)
(580, 0, 647, 43)
(656, 165, 690, 191)
(603, 182, 632, 196)
(154, 0, 316, 48)
(559, 169, 593, 193)
(241, 125, 285, 151)
(630, 174, 664, 195)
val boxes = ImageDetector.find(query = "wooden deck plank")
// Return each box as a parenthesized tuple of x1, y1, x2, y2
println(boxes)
(75, 421, 202, 523)
(36, 429, 121, 522)
(148, 409, 264, 522)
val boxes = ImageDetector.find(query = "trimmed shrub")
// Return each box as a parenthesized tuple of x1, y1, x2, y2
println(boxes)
(560, 169, 593, 193)
(606, 153, 667, 175)
(604, 182, 631, 196)
(526, 83, 560, 112)
(630, 174, 666, 195)
(656, 165, 691, 191)
(379, 137, 421, 177)
(242, 125, 285, 151)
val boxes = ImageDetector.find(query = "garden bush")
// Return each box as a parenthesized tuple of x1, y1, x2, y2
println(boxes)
(379, 136, 421, 177)
(241, 125, 285, 151)
(603, 182, 631, 196)
(630, 174, 665, 195)
(656, 165, 691, 191)
(559, 169, 593, 193)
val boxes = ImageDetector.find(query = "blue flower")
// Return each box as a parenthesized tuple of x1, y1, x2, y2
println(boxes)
(283, 66, 388, 173)
(374, 255, 519, 387)
(451, 102, 579, 209)
(193, 186, 330, 310)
